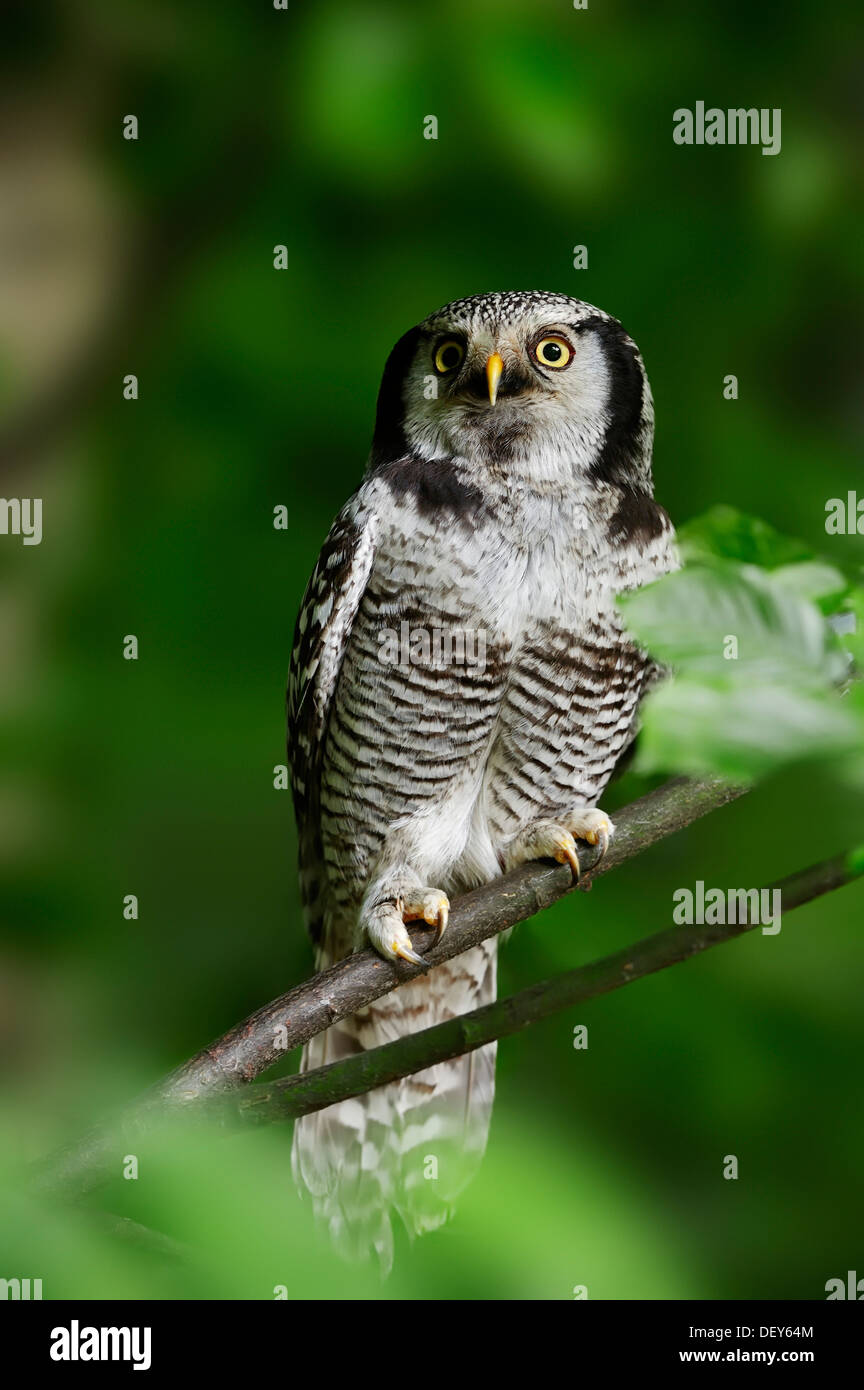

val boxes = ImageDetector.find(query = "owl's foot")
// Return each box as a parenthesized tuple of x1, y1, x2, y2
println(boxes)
(504, 808, 614, 883)
(361, 887, 450, 966)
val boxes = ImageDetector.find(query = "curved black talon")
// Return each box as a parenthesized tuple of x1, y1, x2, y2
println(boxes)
(430, 903, 449, 948)
(594, 826, 610, 864)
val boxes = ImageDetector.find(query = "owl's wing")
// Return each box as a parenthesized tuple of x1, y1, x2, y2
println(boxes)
(287, 501, 377, 946)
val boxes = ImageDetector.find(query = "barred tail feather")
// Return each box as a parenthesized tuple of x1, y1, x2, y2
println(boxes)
(291, 940, 497, 1273)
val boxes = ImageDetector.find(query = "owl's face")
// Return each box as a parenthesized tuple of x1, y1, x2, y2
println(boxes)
(370, 291, 654, 490)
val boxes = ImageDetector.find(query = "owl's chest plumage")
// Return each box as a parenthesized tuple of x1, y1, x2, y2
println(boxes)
(316, 470, 671, 911)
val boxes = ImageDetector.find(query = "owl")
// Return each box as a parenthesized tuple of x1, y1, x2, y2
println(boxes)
(287, 291, 676, 1270)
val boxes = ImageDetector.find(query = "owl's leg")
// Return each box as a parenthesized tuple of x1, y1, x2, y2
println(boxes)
(358, 867, 450, 966)
(502, 807, 614, 883)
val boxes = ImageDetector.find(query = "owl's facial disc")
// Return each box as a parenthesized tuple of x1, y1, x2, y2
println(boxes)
(373, 293, 652, 483)
(401, 318, 606, 466)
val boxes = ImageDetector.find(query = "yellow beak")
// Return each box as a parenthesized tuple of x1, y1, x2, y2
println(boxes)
(486, 353, 504, 406)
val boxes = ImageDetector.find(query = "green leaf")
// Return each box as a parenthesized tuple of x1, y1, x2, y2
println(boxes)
(770, 560, 850, 613)
(619, 561, 847, 684)
(633, 675, 860, 781)
(619, 556, 859, 781)
(833, 586, 864, 667)
(677, 505, 815, 570)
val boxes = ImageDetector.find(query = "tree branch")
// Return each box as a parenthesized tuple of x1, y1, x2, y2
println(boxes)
(33, 775, 747, 1197)
(228, 849, 862, 1126)
(157, 775, 746, 1103)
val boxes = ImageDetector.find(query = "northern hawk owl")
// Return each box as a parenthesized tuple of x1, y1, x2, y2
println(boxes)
(288, 291, 676, 1269)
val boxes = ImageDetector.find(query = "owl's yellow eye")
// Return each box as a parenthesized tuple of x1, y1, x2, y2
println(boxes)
(534, 336, 572, 369)
(434, 339, 465, 373)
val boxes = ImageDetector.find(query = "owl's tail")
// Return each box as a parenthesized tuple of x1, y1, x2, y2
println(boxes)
(291, 940, 497, 1274)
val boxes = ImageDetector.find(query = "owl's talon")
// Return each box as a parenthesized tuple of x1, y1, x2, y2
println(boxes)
(385, 916, 429, 968)
(393, 941, 429, 967)
(575, 811, 614, 865)
(403, 888, 450, 947)
(430, 901, 449, 947)
(592, 825, 609, 863)
(504, 808, 614, 881)
(555, 839, 582, 882)
(361, 886, 448, 965)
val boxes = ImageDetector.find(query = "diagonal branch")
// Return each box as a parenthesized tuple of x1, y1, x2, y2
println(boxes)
(228, 849, 862, 1126)
(33, 776, 747, 1197)
(158, 776, 746, 1103)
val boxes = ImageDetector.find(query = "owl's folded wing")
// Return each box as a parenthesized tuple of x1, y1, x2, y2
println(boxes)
(286, 500, 377, 943)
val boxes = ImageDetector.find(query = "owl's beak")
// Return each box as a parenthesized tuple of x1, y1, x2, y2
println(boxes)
(485, 353, 504, 406)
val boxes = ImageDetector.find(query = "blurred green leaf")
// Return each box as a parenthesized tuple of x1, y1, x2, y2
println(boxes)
(833, 586, 864, 668)
(619, 560, 847, 683)
(632, 674, 859, 780)
(771, 560, 850, 613)
(619, 556, 859, 779)
(677, 505, 816, 570)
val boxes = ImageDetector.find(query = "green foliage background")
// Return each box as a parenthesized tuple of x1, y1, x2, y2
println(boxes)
(0, 0, 862, 1300)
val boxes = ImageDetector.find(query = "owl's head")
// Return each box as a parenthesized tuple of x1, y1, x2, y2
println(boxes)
(369, 291, 654, 490)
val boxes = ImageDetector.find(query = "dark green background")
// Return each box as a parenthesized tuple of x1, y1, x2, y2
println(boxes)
(0, 0, 861, 1299)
